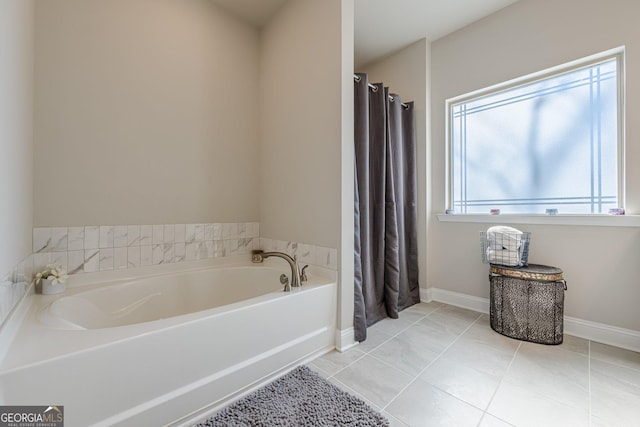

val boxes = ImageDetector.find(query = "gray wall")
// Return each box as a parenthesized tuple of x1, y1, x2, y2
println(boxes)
(259, 0, 353, 334)
(34, 0, 261, 226)
(430, 0, 640, 331)
(0, 0, 34, 278)
(259, 0, 344, 250)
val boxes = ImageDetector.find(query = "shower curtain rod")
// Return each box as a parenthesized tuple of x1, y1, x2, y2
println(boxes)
(353, 74, 409, 109)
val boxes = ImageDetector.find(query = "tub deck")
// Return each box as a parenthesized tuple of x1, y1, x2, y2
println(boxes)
(0, 258, 337, 426)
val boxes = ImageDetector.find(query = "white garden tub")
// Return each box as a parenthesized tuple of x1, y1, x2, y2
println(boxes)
(0, 258, 337, 427)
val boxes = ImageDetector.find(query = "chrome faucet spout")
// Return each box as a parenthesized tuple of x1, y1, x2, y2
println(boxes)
(251, 250, 301, 291)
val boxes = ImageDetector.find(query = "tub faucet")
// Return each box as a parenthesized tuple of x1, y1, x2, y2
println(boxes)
(252, 250, 301, 292)
(300, 265, 309, 283)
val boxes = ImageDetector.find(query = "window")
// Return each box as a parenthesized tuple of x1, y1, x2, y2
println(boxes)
(448, 49, 624, 214)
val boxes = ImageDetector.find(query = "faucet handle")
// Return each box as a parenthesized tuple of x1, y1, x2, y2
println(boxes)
(251, 250, 264, 263)
(300, 265, 309, 282)
(279, 274, 290, 292)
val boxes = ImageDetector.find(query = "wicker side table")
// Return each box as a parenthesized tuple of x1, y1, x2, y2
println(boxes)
(489, 263, 567, 345)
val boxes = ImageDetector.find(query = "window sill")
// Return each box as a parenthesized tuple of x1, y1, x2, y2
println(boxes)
(436, 213, 640, 227)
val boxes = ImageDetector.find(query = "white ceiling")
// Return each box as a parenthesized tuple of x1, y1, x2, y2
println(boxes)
(211, 0, 519, 67)
(354, 0, 519, 67)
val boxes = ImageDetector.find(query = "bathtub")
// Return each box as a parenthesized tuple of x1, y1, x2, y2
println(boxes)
(0, 257, 337, 426)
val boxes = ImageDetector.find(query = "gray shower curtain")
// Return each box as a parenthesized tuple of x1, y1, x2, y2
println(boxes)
(354, 73, 420, 342)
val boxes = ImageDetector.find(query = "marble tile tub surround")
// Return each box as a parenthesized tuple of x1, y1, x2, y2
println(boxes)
(0, 254, 34, 327)
(1, 224, 337, 328)
(32, 222, 260, 275)
(31, 223, 338, 276)
(259, 237, 338, 271)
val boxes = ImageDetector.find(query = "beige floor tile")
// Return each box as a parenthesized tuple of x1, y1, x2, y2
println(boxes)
(371, 334, 440, 376)
(590, 416, 612, 427)
(356, 327, 394, 353)
(404, 301, 443, 315)
(397, 308, 427, 324)
(420, 356, 502, 410)
(424, 305, 482, 335)
(590, 341, 640, 371)
(404, 319, 461, 355)
(383, 411, 410, 427)
(304, 303, 637, 427)
(478, 414, 515, 427)
(327, 376, 383, 411)
(487, 379, 589, 427)
(310, 348, 365, 376)
(477, 314, 588, 356)
(385, 378, 483, 427)
(458, 320, 522, 355)
(439, 337, 518, 378)
(504, 341, 589, 409)
(307, 362, 331, 378)
(558, 334, 589, 355)
(333, 354, 413, 408)
(591, 359, 640, 426)
(592, 357, 640, 390)
(369, 316, 416, 337)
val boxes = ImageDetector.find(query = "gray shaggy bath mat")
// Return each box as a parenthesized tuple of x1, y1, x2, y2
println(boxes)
(195, 365, 389, 426)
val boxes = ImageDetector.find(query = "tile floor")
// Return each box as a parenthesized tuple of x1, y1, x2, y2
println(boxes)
(308, 302, 640, 427)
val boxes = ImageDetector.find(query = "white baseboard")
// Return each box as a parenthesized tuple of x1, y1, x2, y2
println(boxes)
(422, 287, 489, 314)
(423, 287, 640, 353)
(564, 316, 640, 353)
(335, 327, 357, 352)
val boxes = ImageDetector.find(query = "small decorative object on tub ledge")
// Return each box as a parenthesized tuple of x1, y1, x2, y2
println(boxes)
(445, 209, 455, 215)
(545, 208, 558, 215)
(34, 263, 68, 295)
(489, 209, 501, 215)
(608, 207, 625, 215)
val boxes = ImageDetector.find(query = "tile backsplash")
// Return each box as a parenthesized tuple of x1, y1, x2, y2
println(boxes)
(259, 237, 338, 270)
(33, 222, 261, 274)
(32, 223, 338, 275)
(1, 222, 338, 327)
(0, 254, 34, 327)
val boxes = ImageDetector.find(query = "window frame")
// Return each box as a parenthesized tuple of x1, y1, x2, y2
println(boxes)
(445, 47, 626, 216)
